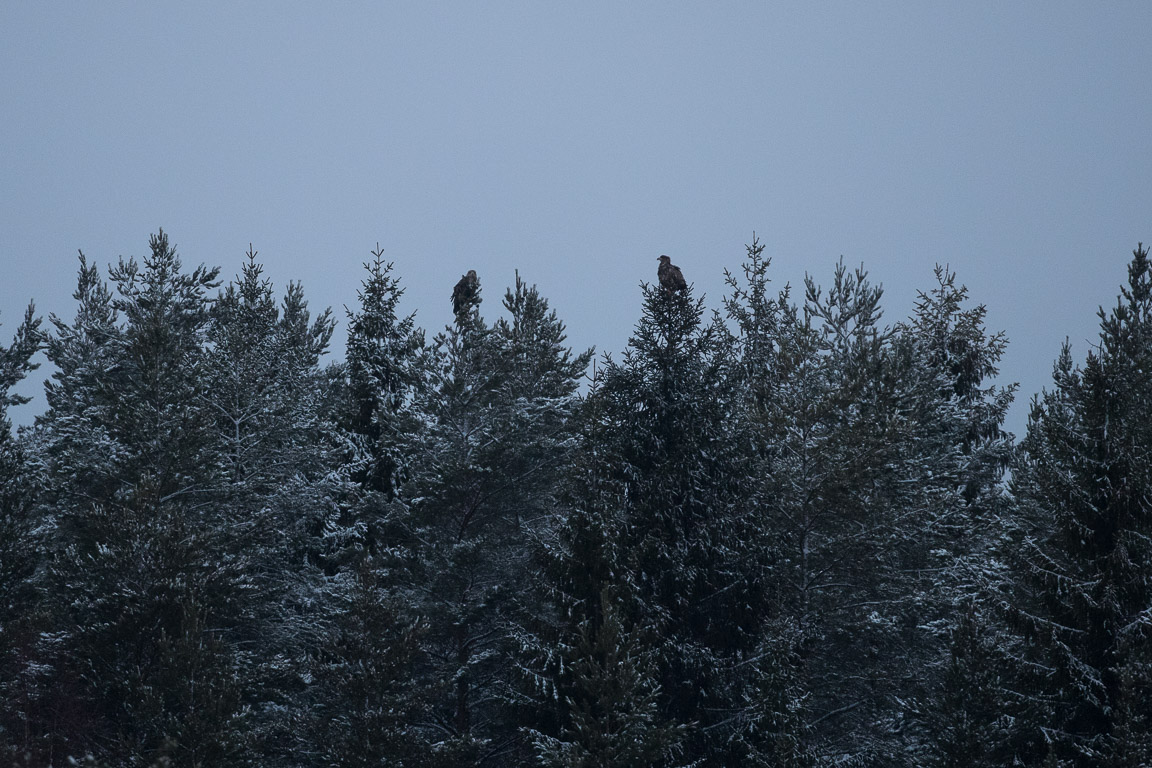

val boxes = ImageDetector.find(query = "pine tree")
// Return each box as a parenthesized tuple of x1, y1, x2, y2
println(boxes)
(1006, 244, 1152, 766)
(733, 254, 904, 763)
(35, 232, 267, 765)
(205, 246, 334, 494)
(728, 244, 919, 765)
(40, 252, 124, 510)
(202, 247, 337, 760)
(20, 253, 124, 761)
(726, 243, 1015, 765)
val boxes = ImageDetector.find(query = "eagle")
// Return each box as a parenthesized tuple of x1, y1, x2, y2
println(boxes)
(452, 269, 479, 316)
(657, 255, 687, 294)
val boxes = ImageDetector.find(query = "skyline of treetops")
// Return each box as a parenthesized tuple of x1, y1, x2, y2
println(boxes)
(1, 231, 1149, 766)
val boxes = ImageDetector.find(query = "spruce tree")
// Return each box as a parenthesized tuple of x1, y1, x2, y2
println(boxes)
(519, 367, 683, 768)
(342, 246, 424, 503)
(308, 555, 424, 767)
(306, 248, 426, 765)
(530, 586, 677, 768)
(925, 602, 1017, 768)
(1007, 244, 1152, 766)
(542, 270, 808, 767)
(399, 272, 589, 766)
(897, 267, 1017, 764)
(35, 233, 263, 765)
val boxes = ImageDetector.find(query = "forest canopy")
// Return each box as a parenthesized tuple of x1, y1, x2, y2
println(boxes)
(1, 232, 1149, 768)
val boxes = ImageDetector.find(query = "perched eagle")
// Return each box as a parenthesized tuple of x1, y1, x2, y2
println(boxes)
(452, 269, 479, 316)
(657, 255, 687, 294)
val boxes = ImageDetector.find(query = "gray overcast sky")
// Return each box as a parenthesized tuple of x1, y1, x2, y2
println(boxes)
(2, 2, 1150, 436)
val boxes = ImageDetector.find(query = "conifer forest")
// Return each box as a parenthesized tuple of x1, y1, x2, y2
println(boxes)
(2, 231, 1151, 768)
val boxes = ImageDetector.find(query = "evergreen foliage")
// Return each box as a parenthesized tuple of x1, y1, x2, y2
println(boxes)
(304, 250, 425, 767)
(0, 302, 43, 763)
(1005, 244, 1152, 766)
(342, 246, 423, 502)
(3, 230, 1151, 768)
(33, 232, 243, 765)
(726, 240, 1016, 765)
(394, 272, 590, 765)
(533, 271, 811, 767)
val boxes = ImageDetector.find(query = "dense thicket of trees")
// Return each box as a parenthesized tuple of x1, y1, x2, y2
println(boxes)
(0, 232, 1148, 767)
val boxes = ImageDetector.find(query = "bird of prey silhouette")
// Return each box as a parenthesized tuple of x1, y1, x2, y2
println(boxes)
(452, 269, 479, 316)
(657, 255, 687, 294)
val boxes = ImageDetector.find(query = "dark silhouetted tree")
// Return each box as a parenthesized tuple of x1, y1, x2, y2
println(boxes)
(1006, 244, 1152, 766)
(0, 302, 43, 763)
